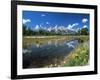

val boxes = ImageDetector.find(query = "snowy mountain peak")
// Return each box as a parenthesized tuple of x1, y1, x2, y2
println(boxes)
(35, 25, 40, 30)
(33, 24, 81, 34)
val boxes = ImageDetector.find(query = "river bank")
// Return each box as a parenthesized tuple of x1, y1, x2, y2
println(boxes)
(62, 42, 89, 67)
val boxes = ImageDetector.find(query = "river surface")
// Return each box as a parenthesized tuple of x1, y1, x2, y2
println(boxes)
(23, 39, 79, 68)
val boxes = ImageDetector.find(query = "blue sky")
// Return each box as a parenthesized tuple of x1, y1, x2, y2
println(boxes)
(22, 11, 90, 31)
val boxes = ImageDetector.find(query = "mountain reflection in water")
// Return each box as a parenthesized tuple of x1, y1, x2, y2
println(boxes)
(23, 39, 79, 68)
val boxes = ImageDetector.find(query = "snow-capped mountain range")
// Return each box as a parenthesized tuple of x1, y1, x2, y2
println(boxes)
(32, 25, 80, 34)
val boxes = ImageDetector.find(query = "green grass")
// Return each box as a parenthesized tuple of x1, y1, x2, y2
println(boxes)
(62, 42, 89, 66)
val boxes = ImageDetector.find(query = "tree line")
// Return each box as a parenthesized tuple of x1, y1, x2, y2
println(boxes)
(23, 25, 89, 36)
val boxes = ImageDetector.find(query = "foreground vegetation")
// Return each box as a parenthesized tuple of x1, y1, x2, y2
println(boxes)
(62, 42, 89, 66)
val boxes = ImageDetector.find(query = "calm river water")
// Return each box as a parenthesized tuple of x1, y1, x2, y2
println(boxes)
(23, 39, 79, 68)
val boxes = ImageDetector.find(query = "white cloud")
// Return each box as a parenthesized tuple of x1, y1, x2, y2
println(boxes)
(67, 23, 79, 30)
(83, 25, 88, 28)
(23, 19, 31, 24)
(72, 23, 79, 27)
(67, 24, 73, 30)
(82, 18, 88, 23)
(41, 14, 46, 17)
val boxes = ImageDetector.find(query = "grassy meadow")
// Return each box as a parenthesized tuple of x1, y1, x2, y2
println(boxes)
(23, 35, 89, 48)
